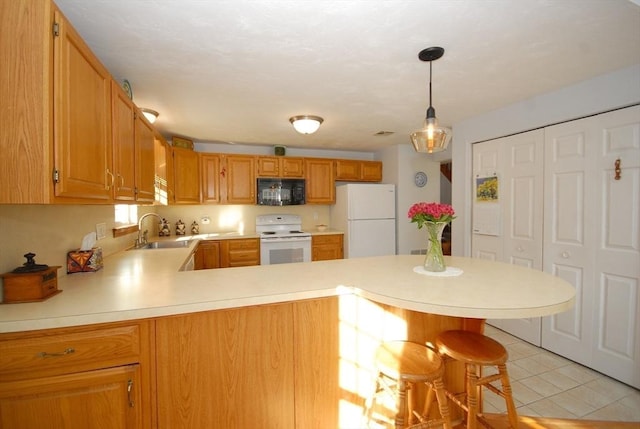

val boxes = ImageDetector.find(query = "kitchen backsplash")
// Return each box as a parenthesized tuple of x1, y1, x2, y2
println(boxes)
(0, 204, 330, 277)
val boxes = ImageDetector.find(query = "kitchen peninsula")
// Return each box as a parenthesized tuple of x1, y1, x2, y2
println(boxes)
(0, 246, 575, 428)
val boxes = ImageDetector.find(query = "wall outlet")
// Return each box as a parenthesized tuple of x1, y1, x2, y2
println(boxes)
(96, 223, 107, 240)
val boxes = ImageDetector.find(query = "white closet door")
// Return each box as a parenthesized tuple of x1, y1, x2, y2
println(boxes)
(499, 130, 544, 344)
(542, 117, 596, 365)
(590, 107, 640, 388)
(473, 131, 544, 345)
(543, 105, 640, 388)
(483, 131, 544, 344)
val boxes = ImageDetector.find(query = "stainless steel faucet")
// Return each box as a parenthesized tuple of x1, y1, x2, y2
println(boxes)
(136, 213, 164, 247)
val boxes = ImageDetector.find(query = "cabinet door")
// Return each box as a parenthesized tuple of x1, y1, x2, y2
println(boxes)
(335, 160, 360, 181)
(360, 161, 382, 182)
(312, 234, 344, 261)
(281, 157, 304, 177)
(224, 155, 255, 204)
(200, 154, 221, 204)
(305, 158, 335, 203)
(194, 240, 220, 270)
(0, 365, 141, 429)
(172, 147, 200, 204)
(154, 133, 169, 205)
(111, 82, 136, 202)
(155, 305, 295, 428)
(256, 156, 280, 177)
(0, 0, 52, 203)
(53, 10, 112, 201)
(134, 112, 155, 203)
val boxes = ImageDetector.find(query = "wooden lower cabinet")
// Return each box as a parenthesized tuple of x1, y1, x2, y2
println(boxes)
(0, 365, 141, 429)
(194, 238, 260, 270)
(155, 304, 295, 428)
(311, 233, 344, 261)
(154, 296, 474, 428)
(194, 240, 221, 270)
(220, 238, 260, 267)
(0, 320, 154, 429)
(0, 298, 476, 428)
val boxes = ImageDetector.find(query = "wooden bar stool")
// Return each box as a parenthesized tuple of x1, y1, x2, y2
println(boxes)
(365, 341, 453, 429)
(435, 330, 518, 429)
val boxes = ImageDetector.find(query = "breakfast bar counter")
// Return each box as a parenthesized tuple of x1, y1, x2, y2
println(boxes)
(0, 248, 575, 333)
(0, 249, 577, 428)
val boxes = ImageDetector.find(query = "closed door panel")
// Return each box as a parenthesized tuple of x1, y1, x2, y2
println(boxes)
(543, 106, 640, 388)
(480, 131, 544, 344)
(543, 121, 595, 366)
(591, 106, 640, 388)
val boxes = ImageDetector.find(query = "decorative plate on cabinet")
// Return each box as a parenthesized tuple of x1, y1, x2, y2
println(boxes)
(122, 79, 133, 99)
(414, 171, 428, 187)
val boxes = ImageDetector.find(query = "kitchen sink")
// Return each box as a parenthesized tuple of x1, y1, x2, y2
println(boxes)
(131, 241, 192, 250)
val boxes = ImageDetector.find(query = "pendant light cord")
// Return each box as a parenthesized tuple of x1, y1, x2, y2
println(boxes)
(429, 60, 433, 109)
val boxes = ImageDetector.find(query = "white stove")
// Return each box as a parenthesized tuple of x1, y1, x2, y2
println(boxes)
(256, 214, 311, 264)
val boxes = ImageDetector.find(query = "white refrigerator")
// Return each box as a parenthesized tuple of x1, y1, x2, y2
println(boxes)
(330, 183, 396, 258)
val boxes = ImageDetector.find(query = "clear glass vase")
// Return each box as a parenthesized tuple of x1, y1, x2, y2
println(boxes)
(423, 221, 447, 272)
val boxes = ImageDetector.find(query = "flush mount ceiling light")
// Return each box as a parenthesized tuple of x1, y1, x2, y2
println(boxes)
(289, 115, 323, 135)
(410, 47, 452, 154)
(141, 108, 159, 124)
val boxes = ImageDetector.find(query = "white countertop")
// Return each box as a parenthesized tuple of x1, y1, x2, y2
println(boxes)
(0, 242, 575, 333)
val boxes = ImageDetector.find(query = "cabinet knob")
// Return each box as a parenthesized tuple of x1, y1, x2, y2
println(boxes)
(561, 251, 570, 259)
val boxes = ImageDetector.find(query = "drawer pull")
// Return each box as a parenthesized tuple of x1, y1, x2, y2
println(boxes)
(37, 347, 75, 358)
(127, 379, 135, 407)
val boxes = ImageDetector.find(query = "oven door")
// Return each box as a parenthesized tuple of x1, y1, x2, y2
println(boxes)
(260, 236, 311, 265)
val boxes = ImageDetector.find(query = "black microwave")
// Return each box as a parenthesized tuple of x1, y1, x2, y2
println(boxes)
(257, 178, 305, 206)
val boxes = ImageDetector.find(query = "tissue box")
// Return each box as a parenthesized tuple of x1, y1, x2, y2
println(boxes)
(67, 247, 103, 273)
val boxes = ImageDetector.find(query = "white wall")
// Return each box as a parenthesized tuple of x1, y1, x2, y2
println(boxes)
(451, 64, 640, 256)
(379, 144, 441, 255)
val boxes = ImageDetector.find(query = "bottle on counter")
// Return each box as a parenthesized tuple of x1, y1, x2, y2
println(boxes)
(176, 219, 186, 236)
(159, 218, 171, 236)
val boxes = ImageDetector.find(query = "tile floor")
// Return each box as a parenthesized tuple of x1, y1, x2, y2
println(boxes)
(484, 325, 640, 423)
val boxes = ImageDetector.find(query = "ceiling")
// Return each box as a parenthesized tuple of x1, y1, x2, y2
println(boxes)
(55, 0, 640, 154)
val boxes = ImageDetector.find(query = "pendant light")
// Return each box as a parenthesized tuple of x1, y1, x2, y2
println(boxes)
(410, 47, 452, 154)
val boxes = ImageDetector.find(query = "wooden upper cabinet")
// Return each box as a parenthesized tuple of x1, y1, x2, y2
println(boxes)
(256, 156, 304, 178)
(0, 0, 53, 203)
(172, 147, 200, 204)
(360, 160, 383, 181)
(305, 158, 335, 204)
(153, 133, 169, 205)
(111, 82, 136, 202)
(281, 157, 304, 177)
(134, 111, 155, 203)
(52, 8, 113, 202)
(223, 155, 255, 204)
(200, 153, 221, 204)
(335, 159, 382, 182)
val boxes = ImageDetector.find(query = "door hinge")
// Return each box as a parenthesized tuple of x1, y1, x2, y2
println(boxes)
(52, 168, 60, 184)
(52, 22, 59, 37)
